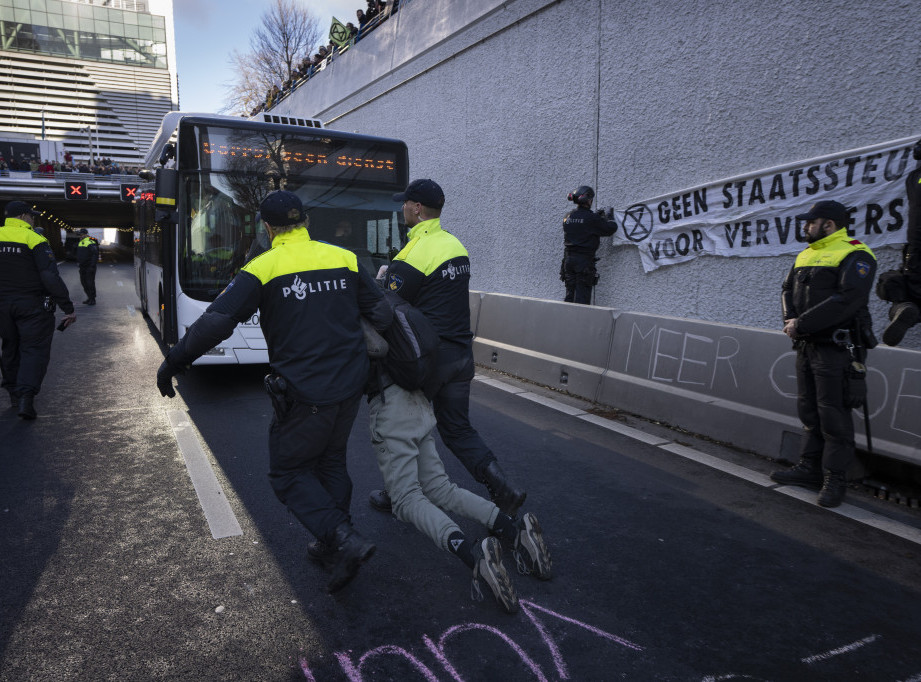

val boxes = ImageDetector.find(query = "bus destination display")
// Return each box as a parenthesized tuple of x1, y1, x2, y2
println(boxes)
(197, 127, 402, 185)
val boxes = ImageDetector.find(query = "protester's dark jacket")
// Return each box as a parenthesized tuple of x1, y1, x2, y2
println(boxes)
(0, 218, 74, 313)
(782, 229, 876, 340)
(563, 207, 617, 254)
(385, 218, 473, 352)
(76, 236, 99, 268)
(166, 227, 391, 404)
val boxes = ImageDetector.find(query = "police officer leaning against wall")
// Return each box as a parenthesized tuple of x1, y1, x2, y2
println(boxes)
(156, 190, 392, 594)
(771, 200, 877, 508)
(368, 179, 527, 518)
(561, 185, 617, 305)
(0, 200, 77, 419)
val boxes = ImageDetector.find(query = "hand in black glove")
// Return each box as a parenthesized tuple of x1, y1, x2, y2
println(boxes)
(157, 359, 182, 398)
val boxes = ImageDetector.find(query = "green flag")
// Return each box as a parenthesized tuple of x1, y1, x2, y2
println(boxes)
(329, 17, 350, 48)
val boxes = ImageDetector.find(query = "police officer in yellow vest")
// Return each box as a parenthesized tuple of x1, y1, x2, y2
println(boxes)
(0, 201, 76, 419)
(771, 200, 877, 508)
(156, 190, 392, 594)
(368, 179, 526, 517)
(76, 228, 99, 305)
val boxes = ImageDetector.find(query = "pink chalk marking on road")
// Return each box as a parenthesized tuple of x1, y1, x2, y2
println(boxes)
(298, 599, 644, 680)
(519, 599, 644, 680)
(423, 624, 549, 682)
(335, 645, 441, 681)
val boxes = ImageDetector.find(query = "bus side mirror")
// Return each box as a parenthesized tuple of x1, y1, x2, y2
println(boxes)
(154, 168, 179, 221)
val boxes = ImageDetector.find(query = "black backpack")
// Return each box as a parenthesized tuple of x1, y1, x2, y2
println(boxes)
(381, 291, 440, 394)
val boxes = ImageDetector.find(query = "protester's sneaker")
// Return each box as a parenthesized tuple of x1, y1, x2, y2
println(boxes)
(470, 536, 518, 614)
(511, 512, 552, 580)
(883, 302, 919, 346)
(770, 459, 823, 489)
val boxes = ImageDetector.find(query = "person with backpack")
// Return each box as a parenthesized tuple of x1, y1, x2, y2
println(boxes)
(309, 291, 551, 613)
(368, 179, 527, 518)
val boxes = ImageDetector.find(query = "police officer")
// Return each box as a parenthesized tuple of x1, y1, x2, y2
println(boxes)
(368, 179, 527, 517)
(561, 185, 617, 305)
(156, 190, 391, 593)
(771, 200, 877, 508)
(877, 138, 921, 345)
(0, 200, 76, 419)
(76, 228, 99, 305)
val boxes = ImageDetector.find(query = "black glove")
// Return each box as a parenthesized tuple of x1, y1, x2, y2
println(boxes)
(157, 358, 182, 398)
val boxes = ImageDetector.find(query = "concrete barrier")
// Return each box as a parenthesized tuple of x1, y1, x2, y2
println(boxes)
(471, 292, 921, 468)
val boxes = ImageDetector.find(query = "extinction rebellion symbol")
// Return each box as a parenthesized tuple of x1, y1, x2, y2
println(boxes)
(622, 204, 653, 242)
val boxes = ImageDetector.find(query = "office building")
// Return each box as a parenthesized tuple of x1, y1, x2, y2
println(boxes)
(0, 0, 178, 166)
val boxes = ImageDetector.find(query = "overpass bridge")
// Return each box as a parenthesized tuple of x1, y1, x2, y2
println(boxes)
(0, 171, 139, 255)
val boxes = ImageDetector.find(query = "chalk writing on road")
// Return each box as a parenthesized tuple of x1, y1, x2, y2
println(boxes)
(298, 599, 643, 681)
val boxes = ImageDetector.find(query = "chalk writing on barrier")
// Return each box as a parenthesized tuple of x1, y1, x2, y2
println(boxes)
(624, 322, 741, 390)
(298, 599, 643, 681)
(890, 368, 921, 438)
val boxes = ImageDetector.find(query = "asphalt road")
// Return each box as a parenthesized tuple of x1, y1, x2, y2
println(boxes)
(2, 258, 921, 681)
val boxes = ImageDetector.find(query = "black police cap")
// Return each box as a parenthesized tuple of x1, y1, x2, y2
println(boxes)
(259, 190, 304, 226)
(795, 200, 850, 225)
(4, 200, 40, 218)
(393, 179, 445, 209)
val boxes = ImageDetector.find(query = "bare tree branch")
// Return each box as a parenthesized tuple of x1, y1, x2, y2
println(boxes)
(221, 0, 323, 116)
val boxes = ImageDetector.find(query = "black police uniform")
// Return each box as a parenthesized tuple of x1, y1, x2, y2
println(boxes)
(76, 235, 99, 303)
(782, 229, 876, 476)
(385, 219, 489, 472)
(0, 217, 74, 402)
(161, 226, 391, 548)
(562, 207, 617, 304)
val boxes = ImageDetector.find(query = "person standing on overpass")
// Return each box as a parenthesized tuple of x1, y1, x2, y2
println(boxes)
(561, 185, 617, 305)
(157, 190, 391, 594)
(771, 200, 876, 508)
(0, 201, 76, 419)
(368, 179, 526, 518)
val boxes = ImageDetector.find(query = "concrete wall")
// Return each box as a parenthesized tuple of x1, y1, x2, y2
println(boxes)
(470, 292, 921, 468)
(269, 0, 921, 350)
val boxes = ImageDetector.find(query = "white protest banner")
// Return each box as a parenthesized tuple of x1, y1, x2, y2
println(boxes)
(612, 135, 919, 272)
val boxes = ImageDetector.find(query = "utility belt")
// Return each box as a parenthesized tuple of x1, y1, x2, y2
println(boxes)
(563, 247, 596, 257)
(264, 373, 325, 421)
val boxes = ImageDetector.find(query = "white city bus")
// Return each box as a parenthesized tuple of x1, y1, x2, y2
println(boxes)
(134, 113, 409, 363)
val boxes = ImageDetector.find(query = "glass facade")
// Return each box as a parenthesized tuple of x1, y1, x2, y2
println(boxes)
(0, 0, 167, 68)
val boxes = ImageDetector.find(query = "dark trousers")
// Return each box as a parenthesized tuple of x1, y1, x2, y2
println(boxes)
(268, 391, 361, 545)
(563, 252, 596, 305)
(432, 350, 496, 482)
(796, 343, 854, 473)
(0, 299, 54, 397)
(79, 266, 96, 301)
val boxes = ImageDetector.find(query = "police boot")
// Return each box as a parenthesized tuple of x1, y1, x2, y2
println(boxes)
(306, 539, 337, 572)
(17, 392, 36, 420)
(7, 390, 17, 409)
(483, 461, 526, 518)
(770, 458, 823, 489)
(368, 489, 392, 513)
(327, 523, 376, 594)
(882, 302, 920, 346)
(818, 470, 848, 508)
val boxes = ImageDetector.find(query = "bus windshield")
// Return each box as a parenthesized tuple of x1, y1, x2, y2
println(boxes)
(177, 124, 406, 301)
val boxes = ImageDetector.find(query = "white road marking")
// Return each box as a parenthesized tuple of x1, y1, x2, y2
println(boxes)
(126, 305, 135, 316)
(801, 634, 880, 664)
(166, 409, 243, 539)
(476, 373, 921, 548)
